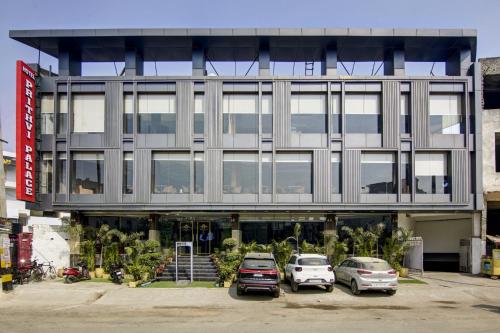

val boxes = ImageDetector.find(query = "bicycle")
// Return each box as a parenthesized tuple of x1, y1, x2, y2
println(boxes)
(40, 261, 57, 280)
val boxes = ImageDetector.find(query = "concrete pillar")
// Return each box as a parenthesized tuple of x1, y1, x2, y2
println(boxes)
(259, 41, 270, 76)
(58, 49, 81, 76)
(384, 48, 405, 76)
(396, 213, 415, 232)
(324, 214, 336, 238)
(124, 44, 143, 76)
(192, 43, 206, 76)
(471, 212, 484, 274)
(148, 214, 160, 243)
(230, 214, 241, 246)
(446, 48, 472, 76)
(321, 45, 337, 76)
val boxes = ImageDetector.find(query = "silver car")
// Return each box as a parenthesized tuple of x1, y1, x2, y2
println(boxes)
(333, 257, 398, 296)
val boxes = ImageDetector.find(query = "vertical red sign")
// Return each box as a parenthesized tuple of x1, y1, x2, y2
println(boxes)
(16, 60, 36, 202)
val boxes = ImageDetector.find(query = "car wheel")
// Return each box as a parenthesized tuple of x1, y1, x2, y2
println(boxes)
(326, 284, 334, 293)
(387, 290, 396, 296)
(273, 289, 280, 298)
(350, 280, 360, 296)
(291, 280, 299, 292)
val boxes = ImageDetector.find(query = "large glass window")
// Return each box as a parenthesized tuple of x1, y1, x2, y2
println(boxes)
(429, 94, 464, 134)
(223, 153, 258, 194)
(123, 152, 133, 194)
(262, 153, 273, 194)
(138, 94, 176, 134)
(400, 94, 410, 134)
(194, 153, 204, 194)
(40, 153, 53, 194)
(345, 94, 381, 133)
(56, 153, 67, 194)
(401, 152, 411, 194)
(415, 153, 450, 194)
(41, 95, 54, 134)
(223, 94, 258, 134)
(331, 94, 341, 133)
(194, 94, 204, 134)
(71, 152, 104, 194)
(291, 94, 327, 133)
(57, 94, 68, 135)
(262, 94, 273, 134)
(361, 153, 396, 194)
(331, 153, 341, 194)
(124, 93, 133, 134)
(72, 94, 105, 133)
(152, 153, 190, 194)
(276, 153, 312, 194)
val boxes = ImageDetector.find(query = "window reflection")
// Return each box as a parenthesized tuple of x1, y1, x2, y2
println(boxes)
(262, 153, 273, 194)
(291, 94, 327, 133)
(276, 153, 312, 194)
(153, 153, 190, 194)
(400, 94, 411, 134)
(331, 153, 341, 194)
(56, 153, 67, 194)
(40, 153, 53, 194)
(429, 94, 464, 134)
(361, 153, 396, 194)
(194, 153, 204, 194)
(331, 94, 341, 134)
(123, 152, 133, 194)
(41, 95, 54, 135)
(401, 152, 411, 194)
(71, 152, 104, 194)
(345, 94, 381, 134)
(415, 153, 450, 194)
(138, 94, 176, 134)
(223, 94, 258, 134)
(194, 93, 204, 134)
(223, 153, 258, 194)
(262, 94, 273, 134)
(124, 94, 133, 134)
(57, 94, 68, 135)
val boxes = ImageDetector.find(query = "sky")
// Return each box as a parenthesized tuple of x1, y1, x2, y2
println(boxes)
(1, 0, 500, 151)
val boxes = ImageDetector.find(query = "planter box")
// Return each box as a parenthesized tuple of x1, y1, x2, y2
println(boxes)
(89, 271, 96, 279)
(128, 281, 140, 288)
(223, 280, 232, 288)
(103, 273, 110, 279)
(95, 268, 104, 278)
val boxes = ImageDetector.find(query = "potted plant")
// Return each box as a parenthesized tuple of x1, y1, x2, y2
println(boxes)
(81, 240, 96, 278)
(382, 228, 413, 277)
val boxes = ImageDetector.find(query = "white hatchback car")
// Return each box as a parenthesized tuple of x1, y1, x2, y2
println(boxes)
(285, 254, 335, 292)
(333, 257, 398, 295)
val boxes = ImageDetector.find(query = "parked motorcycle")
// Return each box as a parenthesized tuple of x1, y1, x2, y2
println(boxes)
(109, 264, 124, 284)
(63, 262, 90, 283)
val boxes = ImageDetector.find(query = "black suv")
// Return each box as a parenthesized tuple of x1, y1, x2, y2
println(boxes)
(236, 253, 280, 298)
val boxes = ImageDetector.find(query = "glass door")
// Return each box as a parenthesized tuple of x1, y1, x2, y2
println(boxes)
(179, 221, 194, 255)
(195, 221, 212, 255)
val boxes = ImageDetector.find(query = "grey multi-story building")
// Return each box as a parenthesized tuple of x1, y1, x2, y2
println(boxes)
(10, 28, 484, 273)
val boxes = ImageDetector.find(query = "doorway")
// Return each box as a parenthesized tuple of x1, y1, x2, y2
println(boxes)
(179, 221, 213, 255)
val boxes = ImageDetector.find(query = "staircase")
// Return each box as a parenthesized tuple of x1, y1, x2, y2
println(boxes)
(158, 256, 218, 281)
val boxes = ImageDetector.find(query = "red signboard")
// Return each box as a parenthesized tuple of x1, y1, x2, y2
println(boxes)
(16, 60, 36, 202)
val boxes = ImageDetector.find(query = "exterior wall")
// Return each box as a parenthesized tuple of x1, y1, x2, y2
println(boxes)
(414, 218, 472, 253)
(482, 108, 500, 193)
(25, 219, 70, 270)
(34, 76, 480, 213)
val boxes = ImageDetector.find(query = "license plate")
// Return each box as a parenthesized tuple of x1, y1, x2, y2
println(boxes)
(253, 273, 263, 277)
(309, 279, 322, 283)
(372, 283, 386, 287)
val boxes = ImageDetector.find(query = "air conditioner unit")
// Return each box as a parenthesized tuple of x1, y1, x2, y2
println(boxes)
(459, 239, 471, 273)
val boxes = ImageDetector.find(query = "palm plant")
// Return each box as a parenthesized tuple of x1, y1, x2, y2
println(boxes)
(382, 228, 413, 271)
(324, 233, 349, 266)
(342, 223, 385, 257)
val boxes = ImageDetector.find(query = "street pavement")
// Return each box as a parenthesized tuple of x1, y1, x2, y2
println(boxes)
(0, 272, 499, 333)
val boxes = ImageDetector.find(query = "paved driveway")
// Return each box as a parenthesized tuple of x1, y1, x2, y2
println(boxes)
(0, 272, 499, 333)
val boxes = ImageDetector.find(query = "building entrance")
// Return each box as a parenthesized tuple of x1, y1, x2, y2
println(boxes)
(179, 221, 214, 255)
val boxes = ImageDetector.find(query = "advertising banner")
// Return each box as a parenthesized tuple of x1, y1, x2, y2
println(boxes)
(15, 60, 36, 202)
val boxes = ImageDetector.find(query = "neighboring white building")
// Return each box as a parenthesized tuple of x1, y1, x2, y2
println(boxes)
(3, 151, 70, 269)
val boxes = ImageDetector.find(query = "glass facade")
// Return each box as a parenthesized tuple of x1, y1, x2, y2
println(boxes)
(223, 153, 258, 194)
(223, 94, 258, 134)
(415, 153, 450, 194)
(241, 221, 324, 245)
(153, 153, 190, 194)
(40, 153, 53, 194)
(276, 153, 312, 194)
(331, 153, 341, 194)
(262, 94, 273, 134)
(123, 152, 133, 194)
(345, 94, 381, 133)
(138, 94, 176, 134)
(331, 94, 341, 133)
(194, 93, 204, 134)
(57, 94, 68, 135)
(262, 153, 273, 194)
(361, 153, 396, 194)
(400, 93, 410, 134)
(123, 93, 133, 134)
(429, 94, 464, 134)
(401, 152, 411, 194)
(41, 95, 54, 135)
(56, 153, 67, 194)
(72, 94, 105, 133)
(291, 94, 327, 133)
(71, 152, 104, 194)
(194, 152, 204, 194)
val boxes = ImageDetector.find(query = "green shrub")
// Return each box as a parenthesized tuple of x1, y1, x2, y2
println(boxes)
(222, 238, 238, 252)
